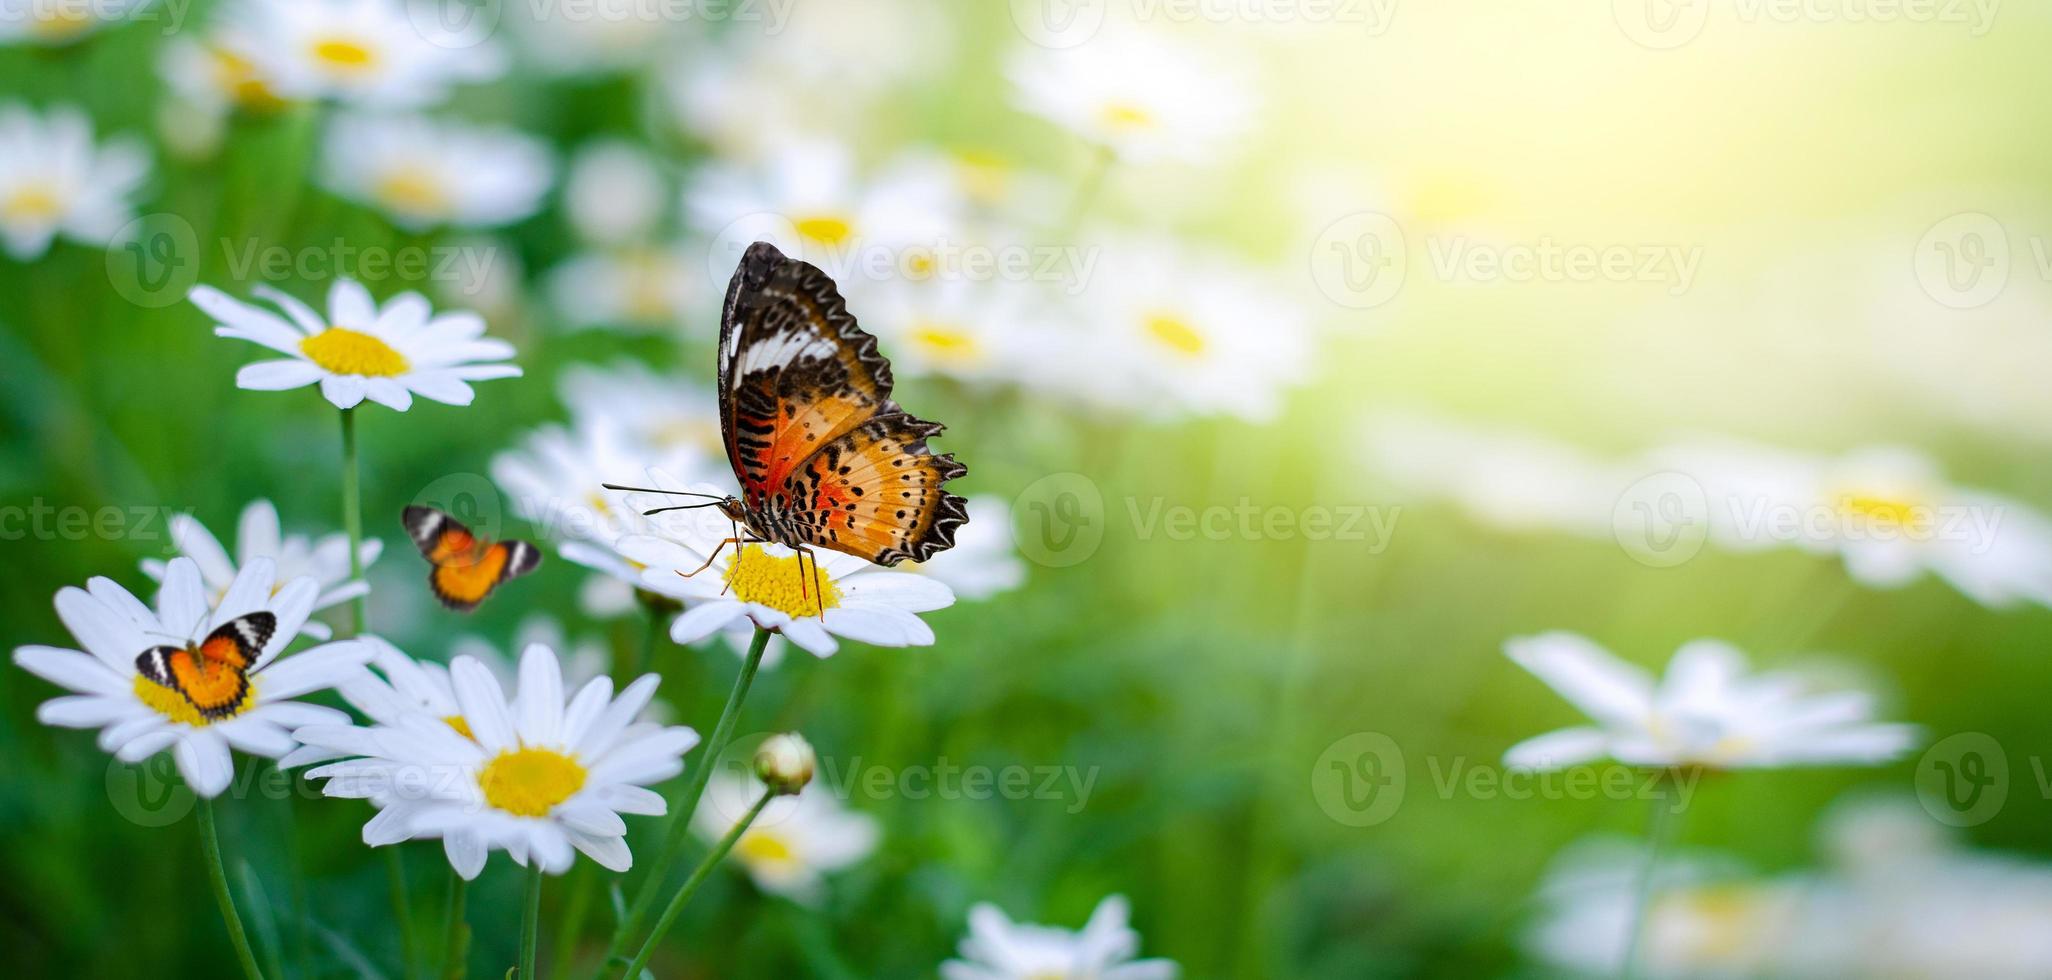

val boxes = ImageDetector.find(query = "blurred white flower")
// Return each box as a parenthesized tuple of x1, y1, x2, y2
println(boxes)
(296, 643, 697, 878)
(1650, 441, 2052, 609)
(0, 0, 149, 45)
(1502, 632, 1917, 771)
(433, 233, 525, 324)
(615, 472, 956, 658)
(12, 557, 370, 798)
(695, 769, 877, 905)
(140, 498, 380, 641)
(853, 276, 1040, 385)
(1524, 838, 1795, 979)
(159, 32, 290, 118)
(322, 112, 551, 231)
(546, 243, 702, 334)
(1006, 26, 1255, 165)
(563, 140, 667, 245)
(942, 895, 1178, 980)
(190, 277, 522, 410)
(0, 102, 148, 260)
(504, 0, 687, 75)
(229, 0, 504, 108)
(493, 413, 705, 549)
(558, 360, 728, 464)
(685, 136, 960, 281)
(901, 497, 1025, 601)
(1359, 413, 1622, 537)
(1058, 235, 1312, 422)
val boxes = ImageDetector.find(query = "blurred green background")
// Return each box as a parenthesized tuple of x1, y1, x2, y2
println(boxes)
(5, 2, 2052, 978)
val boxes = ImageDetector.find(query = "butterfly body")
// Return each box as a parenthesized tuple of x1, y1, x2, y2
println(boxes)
(134, 612, 275, 720)
(403, 505, 542, 611)
(711, 242, 968, 567)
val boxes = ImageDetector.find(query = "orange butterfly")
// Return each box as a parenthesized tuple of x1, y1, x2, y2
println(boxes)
(403, 505, 542, 611)
(135, 612, 273, 719)
(610, 242, 967, 599)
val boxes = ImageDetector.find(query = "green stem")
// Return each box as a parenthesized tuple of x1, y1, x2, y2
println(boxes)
(441, 872, 469, 980)
(520, 864, 544, 980)
(1059, 143, 1116, 236)
(620, 790, 775, 980)
(548, 865, 595, 980)
(386, 847, 416, 980)
(602, 628, 770, 973)
(340, 406, 367, 635)
(199, 798, 266, 980)
(633, 605, 662, 676)
(1619, 771, 1686, 980)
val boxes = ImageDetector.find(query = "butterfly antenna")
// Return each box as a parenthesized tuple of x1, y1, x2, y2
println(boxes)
(602, 483, 726, 500)
(641, 502, 727, 516)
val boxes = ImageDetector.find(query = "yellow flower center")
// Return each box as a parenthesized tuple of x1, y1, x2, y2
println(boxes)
(375, 166, 451, 216)
(211, 46, 286, 111)
(793, 213, 854, 248)
(1144, 312, 1207, 356)
(310, 36, 378, 73)
(477, 746, 587, 817)
(133, 674, 257, 727)
(1659, 884, 1765, 964)
(734, 828, 796, 867)
(30, 7, 92, 40)
(1100, 102, 1155, 131)
(953, 149, 1010, 205)
(443, 715, 474, 739)
(910, 323, 982, 365)
(723, 544, 841, 618)
(1840, 493, 1921, 527)
(300, 326, 411, 377)
(1, 183, 63, 222)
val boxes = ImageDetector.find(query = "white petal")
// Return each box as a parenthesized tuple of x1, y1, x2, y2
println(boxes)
(36, 695, 141, 728)
(514, 643, 564, 746)
(237, 359, 324, 391)
(1504, 632, 1654, 730)
(14, 645, 128, 696)
(451, 656, 518, 753)
(445, 831, 489, 880)
(175, 730, 235, 798)
(566, 829, 632, 873)
(156, 556, 209, 640)
(1504, 727, 1613, 771)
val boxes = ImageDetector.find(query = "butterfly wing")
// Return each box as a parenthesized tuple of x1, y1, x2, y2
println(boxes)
(719, 242, 900, 506)
(777, 412, 969, 565)
(200, 611, 275, 670)
(135, 645, 186, 688)
(403, 505, 541, 611)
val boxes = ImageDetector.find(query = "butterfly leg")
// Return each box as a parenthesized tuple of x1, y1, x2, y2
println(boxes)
(797, 545, 826, 619)
(679, 535, 742, 579)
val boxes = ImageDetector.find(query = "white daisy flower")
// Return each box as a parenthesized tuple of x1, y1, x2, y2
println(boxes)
(614, 472, 957, 658)
(851, 276, 1041, 385)
(0, 102, 148, 260)
(1359, 412, 1623, 537)
(0, 0, 149, 45)
(189, 276, 522, 411)
(1006, 26, 1255, 165)
(559, 360, 728, 464)
(1524, 837, 1794, 979)
(899, 497, 1024, 602)
(684, 136, 960, 282)
(694, 770, 877, 905)
(492, 412, 707, 549)
(563, 139, 667, 246)
(943, 895, 1178, 980)
(139, 498, 380, 641)
(227, 0, 504, 108)
(294, 643, 697, 878)
(545, 243, 702, 334)
(1650, 441, 2052, 609)
(12, 556, 371, 797)
(158, 27, 291, 118)
(1057, 235, 1313, 422)
(1502, 632, 1918, 771)
(321, 111, 551, 231)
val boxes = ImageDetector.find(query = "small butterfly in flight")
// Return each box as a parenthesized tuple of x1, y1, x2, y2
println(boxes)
(607, 241, 969, 606)
(403, 505, 542, 611)
(135, 612, 275, 720)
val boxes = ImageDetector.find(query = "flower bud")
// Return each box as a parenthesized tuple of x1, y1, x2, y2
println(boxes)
(753, 733, 815, 795)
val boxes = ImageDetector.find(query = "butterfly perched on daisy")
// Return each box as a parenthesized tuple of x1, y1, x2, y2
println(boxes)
(609, 241, 968, 603)
(403, 505, 542, 611)
(134, 612, 275, 721)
